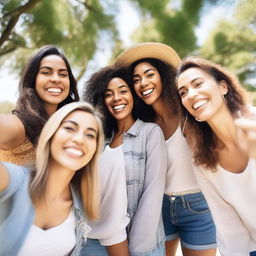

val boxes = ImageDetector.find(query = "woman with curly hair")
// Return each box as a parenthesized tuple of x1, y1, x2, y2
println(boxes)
(176, 56, 256, 255)
(115, 42, 217, 256)
(0, 45, 79, 165)
(0, 102, 104, 255)
(82, 65, 167, 256)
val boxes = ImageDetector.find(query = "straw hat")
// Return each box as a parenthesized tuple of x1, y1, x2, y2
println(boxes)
(114, 42, 181, 69)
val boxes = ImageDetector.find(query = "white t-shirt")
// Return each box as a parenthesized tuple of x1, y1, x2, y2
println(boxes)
(18, 208, 76, 256)
(87, 144, 130, 246)
(165, 126, 200, 193)
(195, 159, 256, 255)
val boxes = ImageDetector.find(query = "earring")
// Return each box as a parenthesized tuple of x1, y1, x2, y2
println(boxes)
(222, 94, 227, 103)
(195, 117, 202, 122)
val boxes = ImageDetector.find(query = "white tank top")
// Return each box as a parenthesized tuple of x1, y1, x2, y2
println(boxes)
(18, 208, 76, 256)
(165, 126, 200, 193)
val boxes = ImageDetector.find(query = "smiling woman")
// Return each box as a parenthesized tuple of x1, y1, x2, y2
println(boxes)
(0, 45, 79, 166)
(0, 101, 104, 256)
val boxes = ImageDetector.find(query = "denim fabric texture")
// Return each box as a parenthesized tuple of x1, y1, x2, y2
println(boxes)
(0, 162, 90, 256)
(162, 192, 217, 250)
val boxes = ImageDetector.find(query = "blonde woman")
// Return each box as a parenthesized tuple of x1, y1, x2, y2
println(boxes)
(0, 102, 104, 256)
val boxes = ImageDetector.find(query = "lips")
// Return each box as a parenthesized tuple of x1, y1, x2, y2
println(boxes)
(192, 99, 208, 110)
(142, 88, 154, 96)
(112, 104, 126, 111)
(46, 87, 63, 94)
(64, 147, 84, 157)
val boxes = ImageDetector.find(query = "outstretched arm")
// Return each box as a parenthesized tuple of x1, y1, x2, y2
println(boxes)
(0, 114, 26, 149)
(0, 163, 9, 192)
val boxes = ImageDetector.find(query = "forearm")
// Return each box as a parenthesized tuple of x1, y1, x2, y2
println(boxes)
(0, 163, 9, 192)
(106, 240, 129, 256)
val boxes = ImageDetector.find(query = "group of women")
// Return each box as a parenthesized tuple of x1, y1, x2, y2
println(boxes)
(0, 42, 255, 256)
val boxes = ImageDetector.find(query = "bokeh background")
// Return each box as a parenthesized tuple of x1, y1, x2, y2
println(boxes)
(0, 0, 255, 115)
(1, 1, 254, 254)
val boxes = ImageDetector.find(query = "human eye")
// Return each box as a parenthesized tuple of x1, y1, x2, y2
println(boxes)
(147, 73, 154, 78)
(39, 69, 51, 75)
(133, 77, 140, 84)
(59, 72, 68, 78)
(63, 125, 75, 132)
(178, 89, 187, 97)
(104, 91, 112, 98)
(86, 133, 96, 140)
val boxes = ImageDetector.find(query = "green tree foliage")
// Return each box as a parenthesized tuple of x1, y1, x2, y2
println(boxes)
(0, 0, 118, 79)
(200, 0, 256, 90)
(128, 0, 203, 57)
(0, 101, 14, 114)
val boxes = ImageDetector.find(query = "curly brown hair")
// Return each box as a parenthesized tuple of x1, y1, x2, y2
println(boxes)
(176, 57, 248, 170)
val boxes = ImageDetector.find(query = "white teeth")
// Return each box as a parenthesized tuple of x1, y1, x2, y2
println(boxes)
(65, 147, 83, 156)
(142, 88, 153, 96)
(47, 88, 62, 93)
(113, 104, 125, 110)
(193, 99, 208, 110)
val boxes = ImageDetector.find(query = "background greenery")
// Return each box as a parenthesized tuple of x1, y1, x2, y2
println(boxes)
(0, 0, 255, 113)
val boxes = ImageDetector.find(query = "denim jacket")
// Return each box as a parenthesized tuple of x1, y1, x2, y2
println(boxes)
(0, 162, 90, 256)
(110, 119, 167, 255)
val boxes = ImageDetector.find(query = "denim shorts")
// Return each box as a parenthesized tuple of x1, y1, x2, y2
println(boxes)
(80, 239, 165, 256)
(80, 238, 108, 256)
(162, 192, 216, 250)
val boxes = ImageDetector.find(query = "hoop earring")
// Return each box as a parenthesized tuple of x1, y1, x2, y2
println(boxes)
(222, 94, 227, 103)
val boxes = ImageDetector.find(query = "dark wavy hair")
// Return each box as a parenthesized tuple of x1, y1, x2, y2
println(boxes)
(176, 56, 247, 170)
(13, 45, 79, 146)
(83, 66, 138, 140)
(130, 58, 180, 122)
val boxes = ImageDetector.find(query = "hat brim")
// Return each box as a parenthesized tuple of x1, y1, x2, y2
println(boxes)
(114, 42, 181, 69)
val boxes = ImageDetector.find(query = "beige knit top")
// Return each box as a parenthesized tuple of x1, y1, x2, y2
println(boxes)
(0, 137, 36, 165)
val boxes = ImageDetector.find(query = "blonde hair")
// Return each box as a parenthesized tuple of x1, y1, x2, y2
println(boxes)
(29, 102, 104, 220)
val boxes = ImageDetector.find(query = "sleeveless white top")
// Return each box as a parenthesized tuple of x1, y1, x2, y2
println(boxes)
(165, 126, 200, 193)
(18, 208, 76, 256)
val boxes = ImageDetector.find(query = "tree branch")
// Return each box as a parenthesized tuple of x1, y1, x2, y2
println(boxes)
(0, 0, 43, 48)
(3, 0, 42, 18)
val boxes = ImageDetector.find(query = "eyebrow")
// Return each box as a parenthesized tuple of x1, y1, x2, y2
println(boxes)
(39, 66, 68, 72)
(133, 68, 156, 77)
(62, 120, 98, 134)
(178, 77, 202, 91)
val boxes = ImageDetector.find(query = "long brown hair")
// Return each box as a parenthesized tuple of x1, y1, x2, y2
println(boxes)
(14, 45, 79, 146)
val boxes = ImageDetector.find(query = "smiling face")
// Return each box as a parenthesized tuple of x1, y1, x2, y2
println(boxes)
(35, 54, 70, 114)
(133, 62, 163, 105)
(104, 77, 134, 121)
(177, 67, 228, 122)
(49, 110, 98, 171)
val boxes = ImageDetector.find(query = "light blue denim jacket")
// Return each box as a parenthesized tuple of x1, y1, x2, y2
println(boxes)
(118, 119, 167, 255)
(0, 162, 90, 256)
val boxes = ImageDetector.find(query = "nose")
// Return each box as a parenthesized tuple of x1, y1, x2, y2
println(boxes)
(72, 131, 84, 144)
(113, 92, 121, 102)
(50, 72, 60, 83)
(140, 77, 148, 88)
(187, 88, 198, 100)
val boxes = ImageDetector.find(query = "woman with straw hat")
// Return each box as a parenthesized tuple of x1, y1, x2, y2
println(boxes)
(114, 42, 217, 256)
